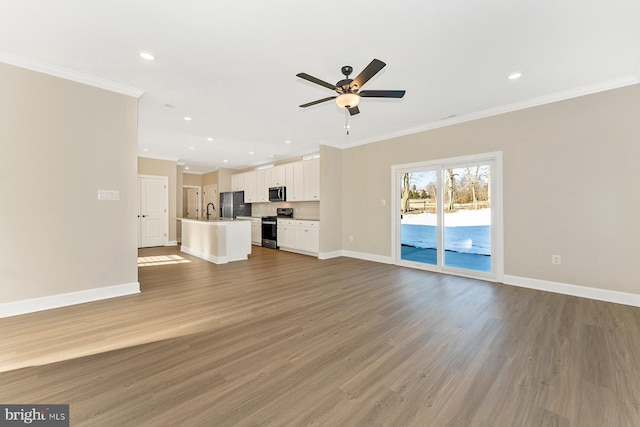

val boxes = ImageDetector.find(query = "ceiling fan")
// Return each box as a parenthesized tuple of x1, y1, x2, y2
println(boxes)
(296, 59, 406, 116)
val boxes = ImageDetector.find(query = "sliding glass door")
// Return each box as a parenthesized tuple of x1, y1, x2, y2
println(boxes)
(394, 153, 501, 280)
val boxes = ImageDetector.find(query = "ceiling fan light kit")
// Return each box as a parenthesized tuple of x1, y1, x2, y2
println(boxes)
(296, 58, 406, 134)
(336, 93, 360, 108)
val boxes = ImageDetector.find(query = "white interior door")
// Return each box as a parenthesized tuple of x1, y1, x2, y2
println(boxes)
(186, 188, 198, 219)
(139, 176, 168, 248)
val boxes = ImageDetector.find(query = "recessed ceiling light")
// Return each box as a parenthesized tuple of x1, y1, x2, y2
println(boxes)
(284, 140, 292, 144)
(207, 137, 213, 141)
(142, 148, 149, 152)
(249, 151, 255, 155)
(508, 72, 522, 80)
(184, 116, 192, 121)
(223, 159, 229, 163)
(139, 52, 155, 61)
(189, 147, 195, 150)
(184, 166, 190, 170)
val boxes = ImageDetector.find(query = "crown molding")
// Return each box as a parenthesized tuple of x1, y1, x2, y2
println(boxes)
(138, 154, 180, 162)
(337, 75, 640, 150)
(0, 51, 144, 98)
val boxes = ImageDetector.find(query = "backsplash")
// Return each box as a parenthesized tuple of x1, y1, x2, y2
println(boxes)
(251, 201, 320, 220)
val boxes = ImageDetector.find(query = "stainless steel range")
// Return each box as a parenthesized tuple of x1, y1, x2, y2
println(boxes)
(261, 208, 293, 249)
(261, 215, 278, 249)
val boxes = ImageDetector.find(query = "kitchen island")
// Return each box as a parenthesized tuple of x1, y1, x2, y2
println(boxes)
(180, 218, 251, 264)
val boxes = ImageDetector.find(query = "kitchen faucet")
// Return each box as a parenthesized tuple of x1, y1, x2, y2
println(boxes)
(206, 203, 215, 220)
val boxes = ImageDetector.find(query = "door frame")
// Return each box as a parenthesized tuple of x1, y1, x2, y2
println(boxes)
(138, 174, 169, 248)
(390, 151, 504, 282)
(183, 185, 202, 219)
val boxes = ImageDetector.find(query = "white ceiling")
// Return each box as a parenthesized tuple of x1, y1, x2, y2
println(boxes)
(1, 1, 639, 173)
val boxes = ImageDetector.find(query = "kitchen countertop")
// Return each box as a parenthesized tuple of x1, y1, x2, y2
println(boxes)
(179, 217, 251, 223)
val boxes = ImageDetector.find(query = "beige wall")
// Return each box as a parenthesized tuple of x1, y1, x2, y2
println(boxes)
(183, 173, 203, 187)
(217, 167, 235, 193)
(319, 145, 342, 253)
(202, 170, 218, 187)
(138, 157, 178, 242)
(0, 62, 138, 304)
(329, 84, 640, 294)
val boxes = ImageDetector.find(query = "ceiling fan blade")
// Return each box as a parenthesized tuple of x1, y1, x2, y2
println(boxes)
(299, 96, 337, 108)
(351, 59, 386, 90)
(359, 90, 406, 98)
(348, 106, 360, 116)
(296, 73, 337, 90)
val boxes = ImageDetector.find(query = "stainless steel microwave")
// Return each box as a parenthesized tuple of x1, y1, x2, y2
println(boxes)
(268, 186, 286, 202)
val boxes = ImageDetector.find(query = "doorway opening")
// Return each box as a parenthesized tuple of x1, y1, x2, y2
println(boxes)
(182, 185, 201, 219)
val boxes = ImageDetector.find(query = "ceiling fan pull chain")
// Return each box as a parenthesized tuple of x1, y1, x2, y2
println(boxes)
(344, 108, 350, 135)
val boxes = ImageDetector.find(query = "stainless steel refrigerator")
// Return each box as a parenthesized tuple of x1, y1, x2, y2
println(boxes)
(220, 191, 252, 218)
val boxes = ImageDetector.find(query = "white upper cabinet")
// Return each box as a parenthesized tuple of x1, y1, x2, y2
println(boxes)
(231, 173, 245, 192)
(256, 169, 269, 202)
(270, 165, 286, 187)
(231, 156, 320, 203)
(243, 171, 257, 202)
(287, 161, 305, 202)
(303, 158, 320, 201)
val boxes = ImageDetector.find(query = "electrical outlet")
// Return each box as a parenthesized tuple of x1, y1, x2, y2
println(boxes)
(349, 235, 354, 242)
(381, 199, 386, 206)
(551, 255, 561, 265)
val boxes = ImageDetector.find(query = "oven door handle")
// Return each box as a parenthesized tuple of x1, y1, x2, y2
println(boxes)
(262, 221, 277, 225)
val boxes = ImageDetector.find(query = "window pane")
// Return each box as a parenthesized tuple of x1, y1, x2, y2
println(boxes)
(400, 170, 438, 265)
(443, 165, 491, 272)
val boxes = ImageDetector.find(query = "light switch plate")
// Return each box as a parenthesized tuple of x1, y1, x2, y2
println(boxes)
(98, 190, 120, 200)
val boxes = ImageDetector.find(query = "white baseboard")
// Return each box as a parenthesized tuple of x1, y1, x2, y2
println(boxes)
(180, 245, 228, 264)
(0, 282, 140, 318)
(319, 250, 640, 307)
(318, 250, 343, 260)
(167, 240, 178, 246)
(503, 275, 640, 307)
(341, 250, 394, 264)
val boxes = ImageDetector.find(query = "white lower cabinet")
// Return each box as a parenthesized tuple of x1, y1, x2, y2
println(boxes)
(277, 219, 319, 255)
(250, 221, 261, 245)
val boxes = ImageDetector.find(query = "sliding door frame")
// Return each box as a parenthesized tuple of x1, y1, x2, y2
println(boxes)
(391, 151, 504, 282)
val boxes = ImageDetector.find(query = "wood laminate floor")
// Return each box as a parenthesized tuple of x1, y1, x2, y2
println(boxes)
(1, 246, 640, 426)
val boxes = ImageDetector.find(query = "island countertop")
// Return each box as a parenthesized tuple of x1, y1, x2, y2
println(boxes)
(178, 217, 251, 223)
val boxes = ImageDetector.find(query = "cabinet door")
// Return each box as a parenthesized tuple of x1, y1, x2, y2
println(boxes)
(303, 158, 320, 201)
(244, 171, 257, 202)
(288, 161, 304, 201)
(251, 221, 261, 244)
(231, 173, 245, 192)
(295, 227, 310, 251)
(256, 169, 268, 202)
(308, 227, 319, 253)
(284, 226, 297, 248)
(270, 165, 286, 187)
(277, 225, 295, 249)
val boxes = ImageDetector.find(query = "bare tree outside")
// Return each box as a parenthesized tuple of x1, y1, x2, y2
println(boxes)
(403, 166, 490, 215)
